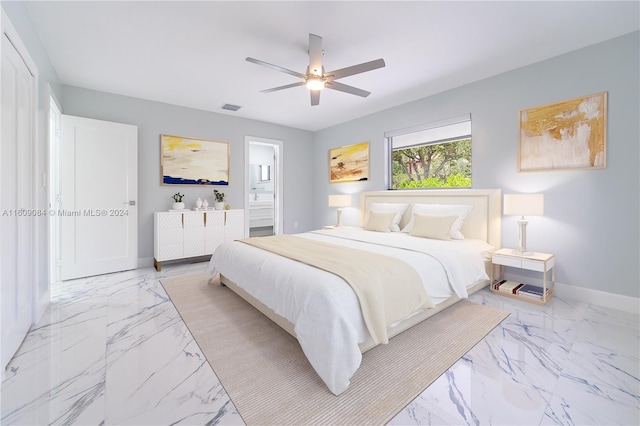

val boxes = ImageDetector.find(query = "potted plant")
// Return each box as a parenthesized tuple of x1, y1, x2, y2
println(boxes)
(213, 189, 225, 210)
(172, 192, 185, 210)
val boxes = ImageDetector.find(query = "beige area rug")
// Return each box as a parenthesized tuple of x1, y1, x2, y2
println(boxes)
(160, 273, 509, 426)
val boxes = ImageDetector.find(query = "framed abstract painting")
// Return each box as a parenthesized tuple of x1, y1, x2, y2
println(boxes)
(519, 92, 607, 172)
(329, 141, 369, 183)
(160, 134, 229, 185)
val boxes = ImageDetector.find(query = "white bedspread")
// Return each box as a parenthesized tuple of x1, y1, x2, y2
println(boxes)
(206, 227, 492, 395)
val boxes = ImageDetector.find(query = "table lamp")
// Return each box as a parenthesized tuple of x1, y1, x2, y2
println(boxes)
(328, 194, 352, 227)
(503, 193, 544, 256)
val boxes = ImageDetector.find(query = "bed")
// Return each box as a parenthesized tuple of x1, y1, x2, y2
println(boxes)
(206, 189, 501, 395)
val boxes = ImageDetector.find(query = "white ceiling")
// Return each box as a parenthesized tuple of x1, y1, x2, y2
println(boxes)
(24, 1, 639, 132)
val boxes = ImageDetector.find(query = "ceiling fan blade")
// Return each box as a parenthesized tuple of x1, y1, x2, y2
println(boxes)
(310, 89, 321, 106)
(308, 33, 323, 76)
(246, 57, 305, 79)
(260, 81, 306, 93)
(325, 81, 371, 98)
(327, 58, 386, 80)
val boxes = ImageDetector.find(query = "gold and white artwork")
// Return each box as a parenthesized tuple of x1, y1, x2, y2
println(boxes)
(519, 92, 607, 171)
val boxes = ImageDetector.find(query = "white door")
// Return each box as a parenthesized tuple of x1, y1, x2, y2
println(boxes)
(1, 31, 35, 371)
(60, 115, 138, 280)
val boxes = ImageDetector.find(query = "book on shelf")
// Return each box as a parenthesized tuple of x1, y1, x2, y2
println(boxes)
(516, 284, 551, 298)
(493, 280, 525, 294)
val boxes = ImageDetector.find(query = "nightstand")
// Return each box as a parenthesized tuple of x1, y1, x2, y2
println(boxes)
(491, 248, 555, 305)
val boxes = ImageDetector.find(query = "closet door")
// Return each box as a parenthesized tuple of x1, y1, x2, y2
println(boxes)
(1, 30, 36, 372)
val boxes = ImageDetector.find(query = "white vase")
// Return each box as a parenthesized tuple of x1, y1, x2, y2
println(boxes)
(214, 201, 225, 210)
(195, 197, 203, 208)
(202, 199, 209, 208)
(172, 202, 185, 211)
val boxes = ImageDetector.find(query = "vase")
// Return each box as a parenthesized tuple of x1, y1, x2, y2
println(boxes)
(172, 202, 185, 211)
(195, 197, 203, 208)
(202, 199, 209, 208)
(214, 201, 225, 210)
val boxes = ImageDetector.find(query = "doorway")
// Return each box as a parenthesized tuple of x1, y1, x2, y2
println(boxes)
(245, 136, 283, 238)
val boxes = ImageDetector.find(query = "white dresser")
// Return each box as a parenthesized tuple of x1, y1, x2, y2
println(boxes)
(154, 209, 244, 271)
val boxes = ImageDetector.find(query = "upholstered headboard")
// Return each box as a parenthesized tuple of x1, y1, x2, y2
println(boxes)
(359, 189, 501, 248)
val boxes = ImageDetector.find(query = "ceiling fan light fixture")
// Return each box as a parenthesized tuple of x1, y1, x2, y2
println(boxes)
(306, 76, 325, 91)
(247, 33, 385, 105)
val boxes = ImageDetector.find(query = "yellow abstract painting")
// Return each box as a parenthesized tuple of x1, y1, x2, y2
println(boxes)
(519, 92, 607, 171)
(329, 142, 369, 183)
(161, 135, 229, 185)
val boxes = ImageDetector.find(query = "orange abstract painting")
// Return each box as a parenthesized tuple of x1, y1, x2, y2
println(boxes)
(329, 142, 369, 183)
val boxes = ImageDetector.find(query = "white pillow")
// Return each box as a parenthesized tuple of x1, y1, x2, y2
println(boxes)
(409, 213, 458, 240)
(364, 210, 398, 232)
(363, 202, 409, 232)
(401, 204, 473, 239)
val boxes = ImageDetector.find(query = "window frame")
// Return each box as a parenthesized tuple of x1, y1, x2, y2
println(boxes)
(385, 114, 472, 190)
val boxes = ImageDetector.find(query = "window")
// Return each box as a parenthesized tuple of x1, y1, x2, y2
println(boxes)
(387, 114, 472, 189)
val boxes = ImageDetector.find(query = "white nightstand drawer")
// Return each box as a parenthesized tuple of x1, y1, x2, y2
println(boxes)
(493, 252, 554, 272)
(521, 259, 544, 272)
(492, 255, 521, 268)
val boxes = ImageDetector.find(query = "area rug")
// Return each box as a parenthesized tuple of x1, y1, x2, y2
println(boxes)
(160, 273, 509, 425)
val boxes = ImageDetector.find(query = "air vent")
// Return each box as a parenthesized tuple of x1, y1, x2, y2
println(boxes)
(221, 104, 241, 111)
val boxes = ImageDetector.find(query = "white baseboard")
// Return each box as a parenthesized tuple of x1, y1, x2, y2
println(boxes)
(506, 272, 639, 315)
(138, 257, 154, 268)
(555, 282, 639, 315)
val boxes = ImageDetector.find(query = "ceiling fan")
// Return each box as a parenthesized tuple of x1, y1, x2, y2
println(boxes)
(246, 33, 386, 106)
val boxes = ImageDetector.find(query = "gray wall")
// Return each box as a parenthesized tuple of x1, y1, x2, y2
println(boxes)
(312, 32, 640, 298)
(62, 86, 314, 263)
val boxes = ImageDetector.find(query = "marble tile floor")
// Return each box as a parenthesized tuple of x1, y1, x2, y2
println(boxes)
(1, 262, 638, 425)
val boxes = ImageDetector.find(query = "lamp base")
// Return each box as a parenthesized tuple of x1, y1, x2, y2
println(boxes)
(336, 208, 344, 227)
(515, 218, 532, 256)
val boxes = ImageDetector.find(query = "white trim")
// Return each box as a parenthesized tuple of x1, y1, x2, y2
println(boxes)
(554, 282, 639, 315)
(384, 113, 471, 138)
(138, 257, 155, 268)
(244, 136, 284, 238)
(48, 91, 62, 285)
(507, 272, 639, 315)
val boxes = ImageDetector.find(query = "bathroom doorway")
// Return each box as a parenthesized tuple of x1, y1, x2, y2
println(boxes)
(245, 136, 283, 237)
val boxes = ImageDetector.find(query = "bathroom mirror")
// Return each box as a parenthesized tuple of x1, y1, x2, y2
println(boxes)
(259, 164, 270, 182)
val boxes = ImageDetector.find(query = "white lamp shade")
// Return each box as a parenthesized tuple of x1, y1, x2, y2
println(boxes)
(503, 194, 544, 216)
(328, 194, 352, 208)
